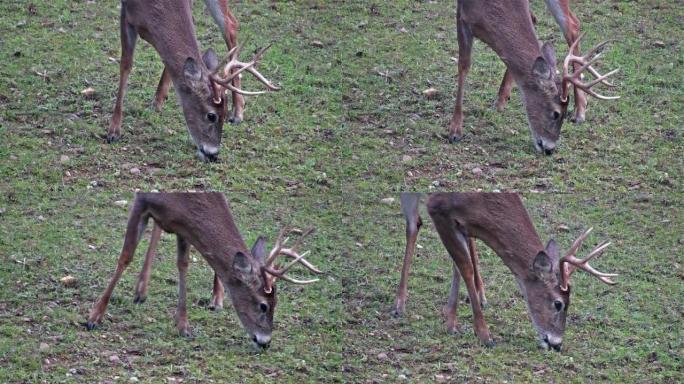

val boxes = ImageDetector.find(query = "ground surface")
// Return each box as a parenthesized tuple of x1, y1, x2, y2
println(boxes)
(0, 0, 682, 383)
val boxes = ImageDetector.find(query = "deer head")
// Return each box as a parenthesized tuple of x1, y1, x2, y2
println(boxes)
(518, 228, 617, 351)
(227, 227, 321, 349)
(524, 36, 619, 155)
(180, 45, 279, 162)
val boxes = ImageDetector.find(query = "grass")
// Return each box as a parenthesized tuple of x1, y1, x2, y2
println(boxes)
(0, 0, 682, 382)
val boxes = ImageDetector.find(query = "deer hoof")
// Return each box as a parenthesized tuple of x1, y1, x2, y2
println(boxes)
(228, 117, 242, 125)
(178, 328, 192, 338)
(208, 303, 223, 312)
(448, 134, 464, 144)
(106, 134, 120, 144)
(483, 339, 496, 348)
(571, 115, 585, 124)
(85, 321, 97, 331)
(133, 294, 146, 304)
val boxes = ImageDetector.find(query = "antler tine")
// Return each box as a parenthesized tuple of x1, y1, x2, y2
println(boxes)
(264, 266, 320, 285)
(265, 227, 291, 266)
(561, 230, 618, 290)
(278, 249, 323, 273)
(211, 42, 280, 94)
(562, 36, 620, 101)
(565, 227, 593, 258)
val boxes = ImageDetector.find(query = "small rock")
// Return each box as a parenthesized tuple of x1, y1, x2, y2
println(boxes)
(557, 224, 570, 232)
(376, 352, 388, 360)
(39, 342, 49, 352)
(402, 154, 412, 163)
(381, 197, 395, 205)
(10, 155, 18, 160)
(653, 40, 666, 48)
(398, 374, 407, 380)
(109, 354, 121, 364)
(114, 200, 128, 208)
(60, 155, 70, 163)
(130, 377, 139, 383)
(399, 27, 408, 33)
(311, 40, 324, 48)
(422, 87, 438, 99)
(60, 275, 77, 287)
(81, 87, 96, 98)
(37, 215, 46, 221)
(472, 167, 483, 176)
(130, 167, 141, 175)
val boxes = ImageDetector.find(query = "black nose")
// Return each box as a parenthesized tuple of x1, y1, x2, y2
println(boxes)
(544, 147, 554, 156)
(252, 335, 270, 349)
(200, 150, 218, 162)
(544, 336, 562, 351)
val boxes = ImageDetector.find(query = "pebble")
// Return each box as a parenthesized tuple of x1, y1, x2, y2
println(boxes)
(39, 342, 49, 352)
(109, 354, 121, 364)
(402, 155, 412, 163)
(472, 167, 483, 176)
(60, 155, 70, 163)
(381, 197, 395, 205)
(114, 200, 128, 207)
(130, 167, 141, 175)
(422, 87, 438, 99)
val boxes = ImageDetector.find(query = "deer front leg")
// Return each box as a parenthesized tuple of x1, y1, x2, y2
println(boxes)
(428, 211, 493, 346)
(393, 193, 423, 316)
(545, 0, 585, 122)
(175, 236, 192, 337)
(443, 263, 461, 333)
(134, 223, 162, 304)
(208, 273, 225, 311)
(448, 13, 474, 143)
(107, 7, 138, 143)
(87, 204, 149, 329)
(152, 67, 172, 112)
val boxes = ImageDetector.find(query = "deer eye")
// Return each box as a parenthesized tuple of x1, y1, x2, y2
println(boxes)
(207, 112, 218, 123)
(553, 300, 564, 312)
(552, 111, 561, 120)
(259, 303, 269, 313)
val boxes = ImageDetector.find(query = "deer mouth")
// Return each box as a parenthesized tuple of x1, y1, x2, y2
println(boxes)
(540, 335, 563, 352)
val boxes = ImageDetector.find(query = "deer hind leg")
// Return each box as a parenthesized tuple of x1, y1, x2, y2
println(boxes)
(133, 223, 162, 304)
(152, 68, 172, 112)
(175, 236, 192, 337)
(545, 0, 585, 123)
(469, 237, 487, 307)
(87, 201, 149, 330)
(208, 273, 225, 311)
(205, 0, 244, 124)
(443, 263, 461, 333)
(448, 9, 474, 143)
(393, 193, 423, 316)
(427, 206, 493, 346)
(107, 5, 138, 143)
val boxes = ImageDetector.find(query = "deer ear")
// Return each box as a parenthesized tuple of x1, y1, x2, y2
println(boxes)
(232, 251, 252, 275)
(533, 251, 554, 281)
(202, 48, 220, 72)
(540, 42, 557, 70)
(251, 236, 266, 263)
(532, 56, 553, 81)
(183, 57, 203, 83)
(545, 239, 560, 261)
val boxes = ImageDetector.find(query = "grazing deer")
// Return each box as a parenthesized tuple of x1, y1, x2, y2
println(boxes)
(108, 0, 279, 162)
(86, 193, 322, 349)
(393, 193, 617, 350)
(449, 0, 619, 154)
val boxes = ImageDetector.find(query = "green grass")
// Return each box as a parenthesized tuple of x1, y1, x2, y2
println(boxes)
(0, 0, 682, 382)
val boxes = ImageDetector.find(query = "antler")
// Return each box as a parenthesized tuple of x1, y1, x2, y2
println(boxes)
(561, 34, 620, 102)
(559, 227, 618, 291)
(210, 42, 280, 98)
(263, 227, 323, 292)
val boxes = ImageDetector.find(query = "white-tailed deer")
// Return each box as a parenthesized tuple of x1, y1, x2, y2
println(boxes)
(393, 193, 617, 350)
(108, 0, 280, 162)
(86, 193, 322, 349)
(449, 0, 619, 154)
